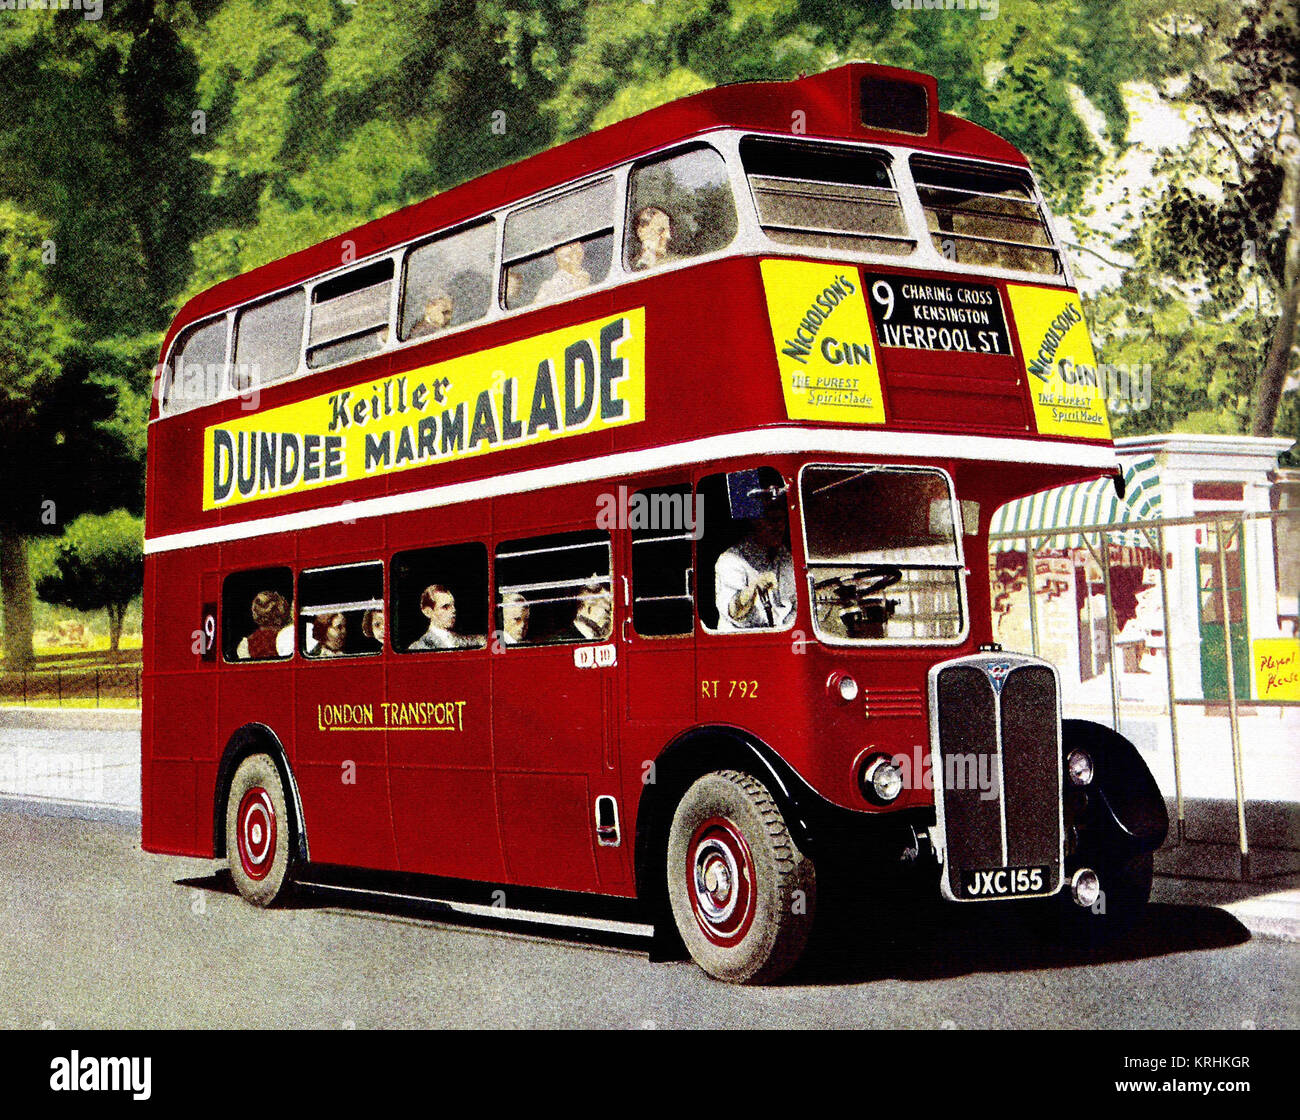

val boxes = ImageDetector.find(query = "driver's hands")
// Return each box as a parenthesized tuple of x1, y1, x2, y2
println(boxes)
(751, 572, 778, 596)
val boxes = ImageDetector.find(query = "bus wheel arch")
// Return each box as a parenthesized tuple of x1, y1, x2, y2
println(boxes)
(634, 727, 817, 970)
(213, 724, 308, 867)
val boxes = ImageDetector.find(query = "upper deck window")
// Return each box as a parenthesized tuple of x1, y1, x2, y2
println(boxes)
(307, 259, 393, 369)
(910, 156, 1061, 276)
(741, 138, 914, 258)
(233, 287, 306, 391)
(163, 316, 228, 414)
(624, 145, 737, 272)
(400, 220, 495, 341)
(503, 178, 615, 309)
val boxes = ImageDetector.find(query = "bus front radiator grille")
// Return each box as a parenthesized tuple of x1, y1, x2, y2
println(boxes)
(929, 654, 1063, 902)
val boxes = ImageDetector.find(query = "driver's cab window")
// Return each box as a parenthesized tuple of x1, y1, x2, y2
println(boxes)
(697, 466, 795, 633)
(799, 464, 965, 643)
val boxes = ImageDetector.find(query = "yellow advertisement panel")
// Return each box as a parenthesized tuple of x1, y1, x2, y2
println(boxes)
(760, 259, 886, 424)
(1006, 285, 1112, 440)
(1253, 638, 1300, 701)
(203, 311, 645, 510)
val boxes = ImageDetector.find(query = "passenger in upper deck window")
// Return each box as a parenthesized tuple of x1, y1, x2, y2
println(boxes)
(236, 591, 291, 660)
(631, 206, 680, 271)
(533, 241, 592, 303)
(410, 292, 454, 337)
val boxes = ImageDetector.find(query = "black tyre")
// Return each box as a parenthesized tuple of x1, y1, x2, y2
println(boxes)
(666, 770, 815, 983)
(225, 753, 295, 907)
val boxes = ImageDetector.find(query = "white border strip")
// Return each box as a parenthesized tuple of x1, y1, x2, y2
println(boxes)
(145, 428, 1118, 555)
(300, 879, 654, 939)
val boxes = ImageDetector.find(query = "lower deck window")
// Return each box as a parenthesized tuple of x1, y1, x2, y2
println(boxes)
(495, 530, 613, 646)
(298, 563, 384, 659)
(222, 568, 294, 663)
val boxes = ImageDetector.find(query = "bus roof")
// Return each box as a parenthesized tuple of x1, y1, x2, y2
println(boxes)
(166, 63, 1026, 348)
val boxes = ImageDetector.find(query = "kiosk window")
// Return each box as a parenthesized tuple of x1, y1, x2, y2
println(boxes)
(222, 567, 294, 663)
(631, 484, 696, 637)
(495, 530, 612, 646)
(391, 543, 488, 653)
(298, 562, 384, 659)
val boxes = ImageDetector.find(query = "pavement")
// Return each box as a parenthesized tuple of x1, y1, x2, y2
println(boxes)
(1, 705, 1298, 944)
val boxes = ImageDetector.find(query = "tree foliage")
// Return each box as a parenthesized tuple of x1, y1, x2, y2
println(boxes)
(35, 511, 144, 654)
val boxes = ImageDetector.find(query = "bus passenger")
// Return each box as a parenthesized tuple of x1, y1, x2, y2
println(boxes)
(313, 612, 349, 657)
(410, 292, 454, 337)
(572, 579, 612, 641)
(408, 585, 466, 650)
(501, 592, 530, 645)
(362, 608, 385, 650)
(715, 507, 795, 631)
(236, 591, 291, 660)
(631, 206, 679, 271)
(533, 241, 592, 303)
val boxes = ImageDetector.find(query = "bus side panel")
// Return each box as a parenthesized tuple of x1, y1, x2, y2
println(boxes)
(142, 547, 215, 857)
(287, 529, 398, 872)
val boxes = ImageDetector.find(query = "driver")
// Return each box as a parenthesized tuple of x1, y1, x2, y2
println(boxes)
(714, 503, 795, 631)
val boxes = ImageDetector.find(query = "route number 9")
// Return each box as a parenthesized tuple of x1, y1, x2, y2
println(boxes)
(200, 604, 217, 661)
(871, 280, 895, 320)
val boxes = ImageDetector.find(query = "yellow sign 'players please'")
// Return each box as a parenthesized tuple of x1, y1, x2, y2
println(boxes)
(760, 259, 886, 425)
(1006, 284, 1113, 441)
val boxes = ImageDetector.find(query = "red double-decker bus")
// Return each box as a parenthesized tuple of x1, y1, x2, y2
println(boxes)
(143, 63, 1167, 983)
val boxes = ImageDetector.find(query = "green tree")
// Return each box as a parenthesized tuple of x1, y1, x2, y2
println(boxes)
(35, 512, 144, 655)
(0, 204, 71, 669)
(0, 3, 211, 666)
(1080, 0, 1297, 440)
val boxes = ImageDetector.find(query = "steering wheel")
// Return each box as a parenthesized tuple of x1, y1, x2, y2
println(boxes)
(814, 565, 904, 599)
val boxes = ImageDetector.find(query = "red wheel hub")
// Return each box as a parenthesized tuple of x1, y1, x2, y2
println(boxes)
(686, 817, 756, 946)
(236, 787, 277, 881)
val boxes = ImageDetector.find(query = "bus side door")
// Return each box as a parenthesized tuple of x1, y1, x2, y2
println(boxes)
(491, 515, 629, 895)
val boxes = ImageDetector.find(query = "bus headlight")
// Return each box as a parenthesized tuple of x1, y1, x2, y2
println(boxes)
(828, 672, 859, 702)
(860, 755, 904, 805)
(1066, 749, 1094, 787)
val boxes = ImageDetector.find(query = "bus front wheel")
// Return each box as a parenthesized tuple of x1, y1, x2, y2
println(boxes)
(666, 769, 815, 984)
(225, 753, 294, 907)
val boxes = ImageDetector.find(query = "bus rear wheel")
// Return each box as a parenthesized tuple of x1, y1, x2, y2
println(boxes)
(225, 753, 294, 907)
(666, 769, 815, 984)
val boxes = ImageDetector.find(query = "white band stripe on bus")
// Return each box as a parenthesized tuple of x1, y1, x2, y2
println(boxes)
(144, 427, 1119, 555)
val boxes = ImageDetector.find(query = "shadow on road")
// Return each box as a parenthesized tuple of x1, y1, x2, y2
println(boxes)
(179, 864, 1254, 988)
(176, 869, 656, 954)
(787, 897, 1252, 987)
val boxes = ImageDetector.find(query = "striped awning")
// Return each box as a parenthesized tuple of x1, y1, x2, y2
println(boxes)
(989, 456, 1162, 552)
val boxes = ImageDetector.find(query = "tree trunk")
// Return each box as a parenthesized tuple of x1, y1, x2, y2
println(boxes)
(108, 602, 125, 654)
(0, 533, 35, 669)
(1251, 170, 1300, 437)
